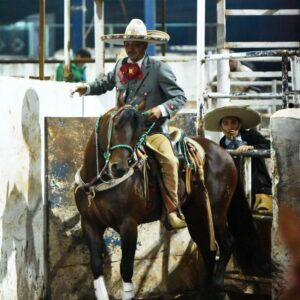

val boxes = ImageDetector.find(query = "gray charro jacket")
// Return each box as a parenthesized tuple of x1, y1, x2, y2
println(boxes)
(88, 55, 186, 121)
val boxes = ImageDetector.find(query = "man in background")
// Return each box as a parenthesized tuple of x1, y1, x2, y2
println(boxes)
(56, 48, 91, 82)
(204, 105, 273, 214)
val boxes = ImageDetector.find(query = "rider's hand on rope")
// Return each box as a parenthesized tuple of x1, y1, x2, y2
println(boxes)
(70, 84, 88, 97)
(146, 106, 162, 120)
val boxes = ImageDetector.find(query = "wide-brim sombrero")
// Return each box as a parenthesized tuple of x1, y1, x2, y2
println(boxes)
(204, 105, 261, 132)
(102, 30, 170, 45)
(101, 19, 170, 45)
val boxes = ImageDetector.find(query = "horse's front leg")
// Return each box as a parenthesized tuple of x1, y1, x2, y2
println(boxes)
(119, 217, 138, 300)
(81, 217, 108, 300)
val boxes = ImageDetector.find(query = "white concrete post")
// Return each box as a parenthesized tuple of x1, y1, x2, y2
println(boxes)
(271, 108, 300, 298)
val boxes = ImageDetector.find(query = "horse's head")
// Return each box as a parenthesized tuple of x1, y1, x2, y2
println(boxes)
(102, 106, 146, 178)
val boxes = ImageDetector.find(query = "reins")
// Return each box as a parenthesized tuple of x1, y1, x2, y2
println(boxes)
(75, 106, 155, 196)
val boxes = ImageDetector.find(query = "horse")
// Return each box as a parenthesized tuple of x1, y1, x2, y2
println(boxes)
(74, 104, 268, 300)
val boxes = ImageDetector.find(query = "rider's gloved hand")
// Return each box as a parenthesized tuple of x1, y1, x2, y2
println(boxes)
(70, 83, 89, 97)
(146, 106, 162, 120)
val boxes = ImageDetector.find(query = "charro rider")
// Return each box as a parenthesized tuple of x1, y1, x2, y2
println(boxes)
(204, 105, 272, 214)
(71, 18, 187, 229)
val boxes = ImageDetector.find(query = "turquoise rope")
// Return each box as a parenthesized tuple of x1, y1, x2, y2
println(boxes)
(135, 122, 156, 150)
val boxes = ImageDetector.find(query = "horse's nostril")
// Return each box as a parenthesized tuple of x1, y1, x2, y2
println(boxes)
(111, 163, 127, 177)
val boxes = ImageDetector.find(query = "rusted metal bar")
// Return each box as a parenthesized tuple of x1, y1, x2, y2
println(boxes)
(227, 149, 271, 158)
(205, 92, 288, 99)
(205, 49, 300, 61)
(281, 55, 290, 108)
(227, 149, 271, 207)
(226, 9, 300, 16)
(211, 80, 291, 87)
(39, 0, 45, 80)
(225, 41, 300, 49)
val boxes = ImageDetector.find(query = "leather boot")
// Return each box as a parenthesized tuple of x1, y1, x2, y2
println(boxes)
(146, 134, 186, 229)
(254, 194, 273, 214)
(168, 211, 186, 229)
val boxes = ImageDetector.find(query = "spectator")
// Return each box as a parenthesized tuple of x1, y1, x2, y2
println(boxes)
(56, 48, 91, 82)
(204, 104, 272, 214)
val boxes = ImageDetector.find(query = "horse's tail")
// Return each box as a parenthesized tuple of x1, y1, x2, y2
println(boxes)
(227, 179, 271, 277)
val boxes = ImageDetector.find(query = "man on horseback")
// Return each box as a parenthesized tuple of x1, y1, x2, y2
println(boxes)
(71, 18, 187, 229)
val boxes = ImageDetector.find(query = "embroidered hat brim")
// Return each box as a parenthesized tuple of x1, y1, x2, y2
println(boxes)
(204, 105, 261, 132)
(101, 30, 170, 45)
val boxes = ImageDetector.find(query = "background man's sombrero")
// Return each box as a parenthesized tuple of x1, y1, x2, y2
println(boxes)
(101, 18, 170, 45)
(204, 105, 261, 132)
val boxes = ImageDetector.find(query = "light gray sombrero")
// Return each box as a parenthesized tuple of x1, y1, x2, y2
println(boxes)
(204, 105, 261, 132)
(101, 18, 170, 45)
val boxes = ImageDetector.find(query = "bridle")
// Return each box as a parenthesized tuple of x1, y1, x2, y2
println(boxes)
(75, 105, 155, 193)
(97, 105, 136, 179)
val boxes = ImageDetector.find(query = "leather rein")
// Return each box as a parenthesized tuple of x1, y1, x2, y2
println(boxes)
(75, 106, 155, 195)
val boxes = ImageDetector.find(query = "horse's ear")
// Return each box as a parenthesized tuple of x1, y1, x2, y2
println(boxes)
(117, 89, 126, 108)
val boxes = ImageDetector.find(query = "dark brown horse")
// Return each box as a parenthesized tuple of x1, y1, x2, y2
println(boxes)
(74, 105, 267, 300)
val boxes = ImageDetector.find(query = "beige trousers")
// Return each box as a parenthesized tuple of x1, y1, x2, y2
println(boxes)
(146, 134, 179, 211)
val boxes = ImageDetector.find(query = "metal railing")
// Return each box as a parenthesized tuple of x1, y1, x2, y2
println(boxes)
(227, 149, 272, 220)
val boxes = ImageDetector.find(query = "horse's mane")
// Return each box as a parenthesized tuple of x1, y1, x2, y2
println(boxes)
(114, 107, 145, 136)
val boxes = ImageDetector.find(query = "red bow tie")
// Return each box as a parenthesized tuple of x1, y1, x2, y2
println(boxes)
(117, 63, 144, 84)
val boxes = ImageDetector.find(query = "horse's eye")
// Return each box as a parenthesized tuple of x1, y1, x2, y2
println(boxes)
(128, 157, 134, 166)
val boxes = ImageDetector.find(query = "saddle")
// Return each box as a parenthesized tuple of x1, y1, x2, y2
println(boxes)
(140, 126, 205, 194)
(138, 126, 206, 211)
(137, 128, 216, 249)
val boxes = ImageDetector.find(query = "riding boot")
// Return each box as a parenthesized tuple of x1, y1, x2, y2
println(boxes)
(253, 193, 273, 214)
(162, 169, 186, 230)
(146, 133, 186, 229)
(159, 147, 186, 229)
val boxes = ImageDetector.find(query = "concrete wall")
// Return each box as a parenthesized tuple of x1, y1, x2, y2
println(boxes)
(0, 76, 114, 299)
(271, 108, 300, 299)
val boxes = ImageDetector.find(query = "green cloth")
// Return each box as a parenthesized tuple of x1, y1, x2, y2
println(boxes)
(56, 63, 87, 82)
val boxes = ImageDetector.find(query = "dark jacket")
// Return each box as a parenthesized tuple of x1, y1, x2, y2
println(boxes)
(220, 129, 272, 201)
